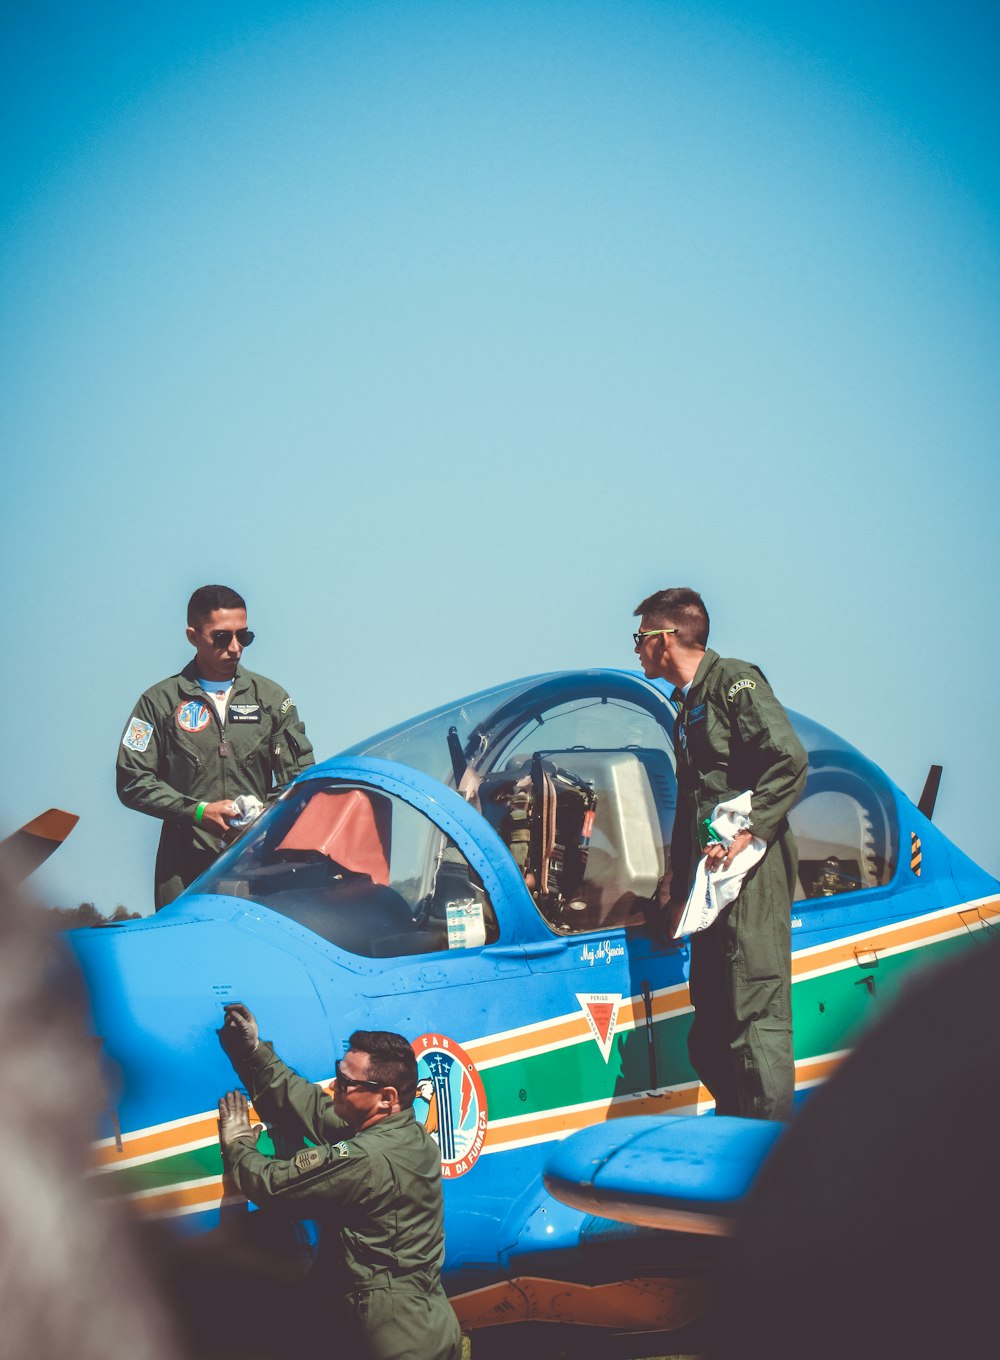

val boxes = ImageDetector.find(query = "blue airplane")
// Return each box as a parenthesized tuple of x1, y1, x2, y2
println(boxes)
(67, 668, 999, 1344)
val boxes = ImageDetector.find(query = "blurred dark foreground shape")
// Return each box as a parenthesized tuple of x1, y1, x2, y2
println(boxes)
(0, 867, 179, 1360)
(709, 928, 1000, 1360)
(0, 870, 327, 1360)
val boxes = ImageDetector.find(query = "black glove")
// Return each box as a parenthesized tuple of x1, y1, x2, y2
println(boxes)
(218, 1003, 260, 1061)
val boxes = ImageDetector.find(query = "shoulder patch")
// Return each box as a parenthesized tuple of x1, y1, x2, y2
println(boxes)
(122, 717, 154, 752)
(333, 1141, 350, 1158)
(726, 678, 757, 701)
(280, 696, 293, 715)
(294, 1147, 325, 1173)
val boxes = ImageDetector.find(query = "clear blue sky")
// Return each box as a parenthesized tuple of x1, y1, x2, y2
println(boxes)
(2, 0, 998, 913)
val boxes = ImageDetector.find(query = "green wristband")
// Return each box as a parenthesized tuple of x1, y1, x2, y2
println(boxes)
(195, 802, 207, 824)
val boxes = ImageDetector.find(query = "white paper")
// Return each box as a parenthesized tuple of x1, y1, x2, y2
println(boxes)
(446, 898, 487, 950)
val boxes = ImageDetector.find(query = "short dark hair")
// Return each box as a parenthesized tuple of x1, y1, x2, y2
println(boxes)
(187, 585, 247, 627)
(634, 587, 710, 648)
(348, 1030, 418, 1108)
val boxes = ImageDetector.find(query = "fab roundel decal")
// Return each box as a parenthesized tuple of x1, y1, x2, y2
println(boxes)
(413, 1034, 488, 1178)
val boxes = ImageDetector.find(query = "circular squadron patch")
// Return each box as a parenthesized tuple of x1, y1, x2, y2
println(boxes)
(413, 1034, 488, 1179)
(176, 700, 212, 732)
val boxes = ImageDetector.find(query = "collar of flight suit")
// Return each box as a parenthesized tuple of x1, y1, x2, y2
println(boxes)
(671, 647, 720, 707)
(357, 1107, 418, 1138)
(176, 658, 254, 703)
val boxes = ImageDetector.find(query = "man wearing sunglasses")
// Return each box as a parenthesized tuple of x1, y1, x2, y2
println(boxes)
(634, 586, 806, 1122)
(217, 1004, 462, 1360)
(117, 584, 314, 909)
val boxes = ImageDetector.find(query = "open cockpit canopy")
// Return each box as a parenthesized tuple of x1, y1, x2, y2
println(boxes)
(194, 672, 900, 953)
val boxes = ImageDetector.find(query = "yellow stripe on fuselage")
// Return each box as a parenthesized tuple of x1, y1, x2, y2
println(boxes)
(94, 895, 999, 1181)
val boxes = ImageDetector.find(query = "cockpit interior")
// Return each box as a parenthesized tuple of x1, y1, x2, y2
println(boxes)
(195, 673, 900, 956)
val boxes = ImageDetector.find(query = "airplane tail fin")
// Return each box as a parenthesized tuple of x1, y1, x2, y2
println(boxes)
(0, 809, 79, 883)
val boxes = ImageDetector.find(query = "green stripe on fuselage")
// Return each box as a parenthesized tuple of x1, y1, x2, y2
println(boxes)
(93, 1130, 275, 1199)
(95, 929, 977, 1199)
(791, 928, 977, 1061)
(482, 930, 976, 1122)
(481, 1015, 696, 1120)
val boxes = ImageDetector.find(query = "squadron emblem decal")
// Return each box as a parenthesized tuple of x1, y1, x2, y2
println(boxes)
(413, 1034, 488, 1178)
(576, 993, 622, 1062)
(176, 701, 212, 733)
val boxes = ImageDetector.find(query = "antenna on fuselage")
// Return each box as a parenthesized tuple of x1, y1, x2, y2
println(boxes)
(917, 765, 943, 821)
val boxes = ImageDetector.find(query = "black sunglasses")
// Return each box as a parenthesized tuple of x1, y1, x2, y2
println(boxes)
(334, 1058, 383, 1092)
(210, 628, 255, 649)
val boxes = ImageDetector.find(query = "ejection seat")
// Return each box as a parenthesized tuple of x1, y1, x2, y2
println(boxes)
(481, 746, 674, 932)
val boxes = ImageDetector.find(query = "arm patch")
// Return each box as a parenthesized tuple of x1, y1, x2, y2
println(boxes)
(294, 1147, 325, 1172)
(727, 679, 756, 701)
(122, 717, 154, 752)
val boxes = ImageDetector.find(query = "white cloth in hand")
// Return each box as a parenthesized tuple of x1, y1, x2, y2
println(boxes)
(674, 791, 766, 938)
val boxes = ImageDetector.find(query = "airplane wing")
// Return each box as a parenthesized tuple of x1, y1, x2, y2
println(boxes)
(0, 809, 79, 883)
(543, 1114, 783, 1236)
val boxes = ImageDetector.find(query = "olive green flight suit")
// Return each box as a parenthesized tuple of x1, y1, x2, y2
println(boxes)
(671, 649, 807, 1121)
(224, 1042, 462, 1360)
(117, 661, 314, 909)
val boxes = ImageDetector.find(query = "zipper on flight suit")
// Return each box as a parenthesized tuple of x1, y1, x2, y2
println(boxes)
(203, 686, 232, 796)
(203, 675, 266, 796)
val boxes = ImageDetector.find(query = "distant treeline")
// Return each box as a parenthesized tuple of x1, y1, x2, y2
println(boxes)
(47, 903, 144, 929)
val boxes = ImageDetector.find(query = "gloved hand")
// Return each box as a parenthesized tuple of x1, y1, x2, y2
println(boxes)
(218, 1089, 263, 1149)
(218, 1003, 260, 1061)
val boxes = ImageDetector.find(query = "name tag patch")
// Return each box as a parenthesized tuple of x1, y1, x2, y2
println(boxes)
(727, 679, 756, 700)
(122, 717, 154, 752)
(228, 704, 262, 723)
(688, 704, 707, 725)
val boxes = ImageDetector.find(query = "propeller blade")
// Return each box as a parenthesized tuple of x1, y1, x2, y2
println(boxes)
(0, 809, 79, 883)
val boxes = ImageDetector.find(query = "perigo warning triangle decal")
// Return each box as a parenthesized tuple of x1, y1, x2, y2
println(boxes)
(576, 993, 622, 1062)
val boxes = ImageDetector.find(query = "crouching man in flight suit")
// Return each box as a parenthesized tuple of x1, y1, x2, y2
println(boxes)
(217, 1004, 462, 1360)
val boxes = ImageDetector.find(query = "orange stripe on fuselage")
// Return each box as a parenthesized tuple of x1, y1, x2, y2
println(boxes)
(93, 1104, 261, 1169)
(93, 1116, 219, 1168)
(465, 986, 691, 1065)
(481, 1049, 849, 1150)
(97, 898, 999, 1170)
(791, 897, 1000, 980)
